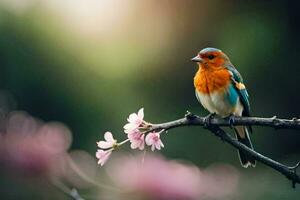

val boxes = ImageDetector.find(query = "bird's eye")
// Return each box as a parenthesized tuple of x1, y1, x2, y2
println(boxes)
(208, 55, 215, 60)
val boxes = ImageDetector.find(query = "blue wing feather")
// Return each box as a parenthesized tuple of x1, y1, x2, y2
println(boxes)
(227, 84, 239, 106)
(225, 64, 251, 117)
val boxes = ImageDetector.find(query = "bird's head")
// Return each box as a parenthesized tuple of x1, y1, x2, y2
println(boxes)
(191, 47, 230, 69)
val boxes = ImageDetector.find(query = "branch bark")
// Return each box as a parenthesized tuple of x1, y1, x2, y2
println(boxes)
(150, 114, 300, 130)
(148, 113, 300, 188)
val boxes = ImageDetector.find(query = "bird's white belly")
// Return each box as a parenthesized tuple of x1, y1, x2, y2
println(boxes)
(195, 90, 243, 117)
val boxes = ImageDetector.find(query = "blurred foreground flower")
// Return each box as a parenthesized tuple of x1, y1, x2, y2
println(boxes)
(0, 111, 102, 199)
(0, 111, 71, 176)
(107, 153, 239, 200)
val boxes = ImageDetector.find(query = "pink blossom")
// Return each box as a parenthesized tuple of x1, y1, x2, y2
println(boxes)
(107, 154, 239, 200)
(0, 111, 71, 176)
(145, 131, 164, 151)
(96, 132, 117, 166)
(97, 132, 117, 149)
(128, 130, 145, 150)
(124, 108, 144, 133)
(96, 149, 112, 166)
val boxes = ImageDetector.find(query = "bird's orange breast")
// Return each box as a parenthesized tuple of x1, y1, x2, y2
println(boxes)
(194, 67, 231, 94)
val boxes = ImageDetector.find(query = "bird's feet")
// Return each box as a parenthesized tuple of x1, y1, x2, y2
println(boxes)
(204, 113, 216, 128)
(185, 110, 197, 120)
(226, 114, 236, 129)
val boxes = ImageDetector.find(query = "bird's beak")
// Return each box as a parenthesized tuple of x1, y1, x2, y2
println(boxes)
(191, 55, 202, 63)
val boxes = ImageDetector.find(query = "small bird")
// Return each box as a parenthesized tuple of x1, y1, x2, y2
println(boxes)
(191, 47, 255, 168)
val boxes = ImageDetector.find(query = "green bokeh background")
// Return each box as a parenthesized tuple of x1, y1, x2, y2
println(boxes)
(1, 0, 300, 199)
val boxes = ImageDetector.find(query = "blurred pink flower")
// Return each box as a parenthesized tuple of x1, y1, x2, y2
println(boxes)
(95, 149, 112, 166)
(107, 154, 239, 200)
(145, 131, 164, 151)
(123, 108, 144, 134)
(128, 131, 145, 150)
(0, 111, 72, 176)
(97, 131, 117, 149)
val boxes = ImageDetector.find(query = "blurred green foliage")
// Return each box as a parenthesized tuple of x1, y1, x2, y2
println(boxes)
(1, 0, 300, 199)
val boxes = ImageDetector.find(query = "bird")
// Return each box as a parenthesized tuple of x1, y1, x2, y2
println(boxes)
(191, 47, 255, 168)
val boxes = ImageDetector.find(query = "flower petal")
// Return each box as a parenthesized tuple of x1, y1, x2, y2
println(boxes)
(97, 141, 112, 149)
(155, 142, 161, 150)
(139, 142, 145, 150)
(137, 108, 144, 120)
(96, 150, 112, 166)
(124, 123, 138, 132)
(104, 131, 114, 142)
(128, 113, 138, 123)
(130, 142, 138, 149)
(145, 133, 153, 145)
(151, 145, 155, 151)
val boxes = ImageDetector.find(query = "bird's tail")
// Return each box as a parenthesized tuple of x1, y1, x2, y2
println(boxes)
(234, 126, 256, 168)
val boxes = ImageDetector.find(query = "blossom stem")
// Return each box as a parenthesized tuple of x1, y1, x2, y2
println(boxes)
(117, 139, 130, 146)
(66, 155, 120, 192)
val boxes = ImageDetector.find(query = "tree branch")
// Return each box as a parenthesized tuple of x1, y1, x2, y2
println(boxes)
(149, 113, 300, 131)
(207, 125, 300, 188)
(148, 113, 300, 188)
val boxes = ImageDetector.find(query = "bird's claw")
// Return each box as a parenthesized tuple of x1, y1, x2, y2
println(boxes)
(185, 110, 197, 120)
(227, 114, 236, 129)
(204, 113, 216, 128)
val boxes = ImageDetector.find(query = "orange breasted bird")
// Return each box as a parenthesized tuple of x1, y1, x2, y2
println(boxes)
(191, 47, 255, 168)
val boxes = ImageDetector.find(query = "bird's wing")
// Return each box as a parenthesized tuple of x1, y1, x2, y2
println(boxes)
(226, 65, 251, 117)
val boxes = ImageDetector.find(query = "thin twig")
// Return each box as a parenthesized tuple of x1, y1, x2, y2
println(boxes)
(66, 155, 121, 192)
(51, 178, 85, 200)
(148, 113, 300, 187)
